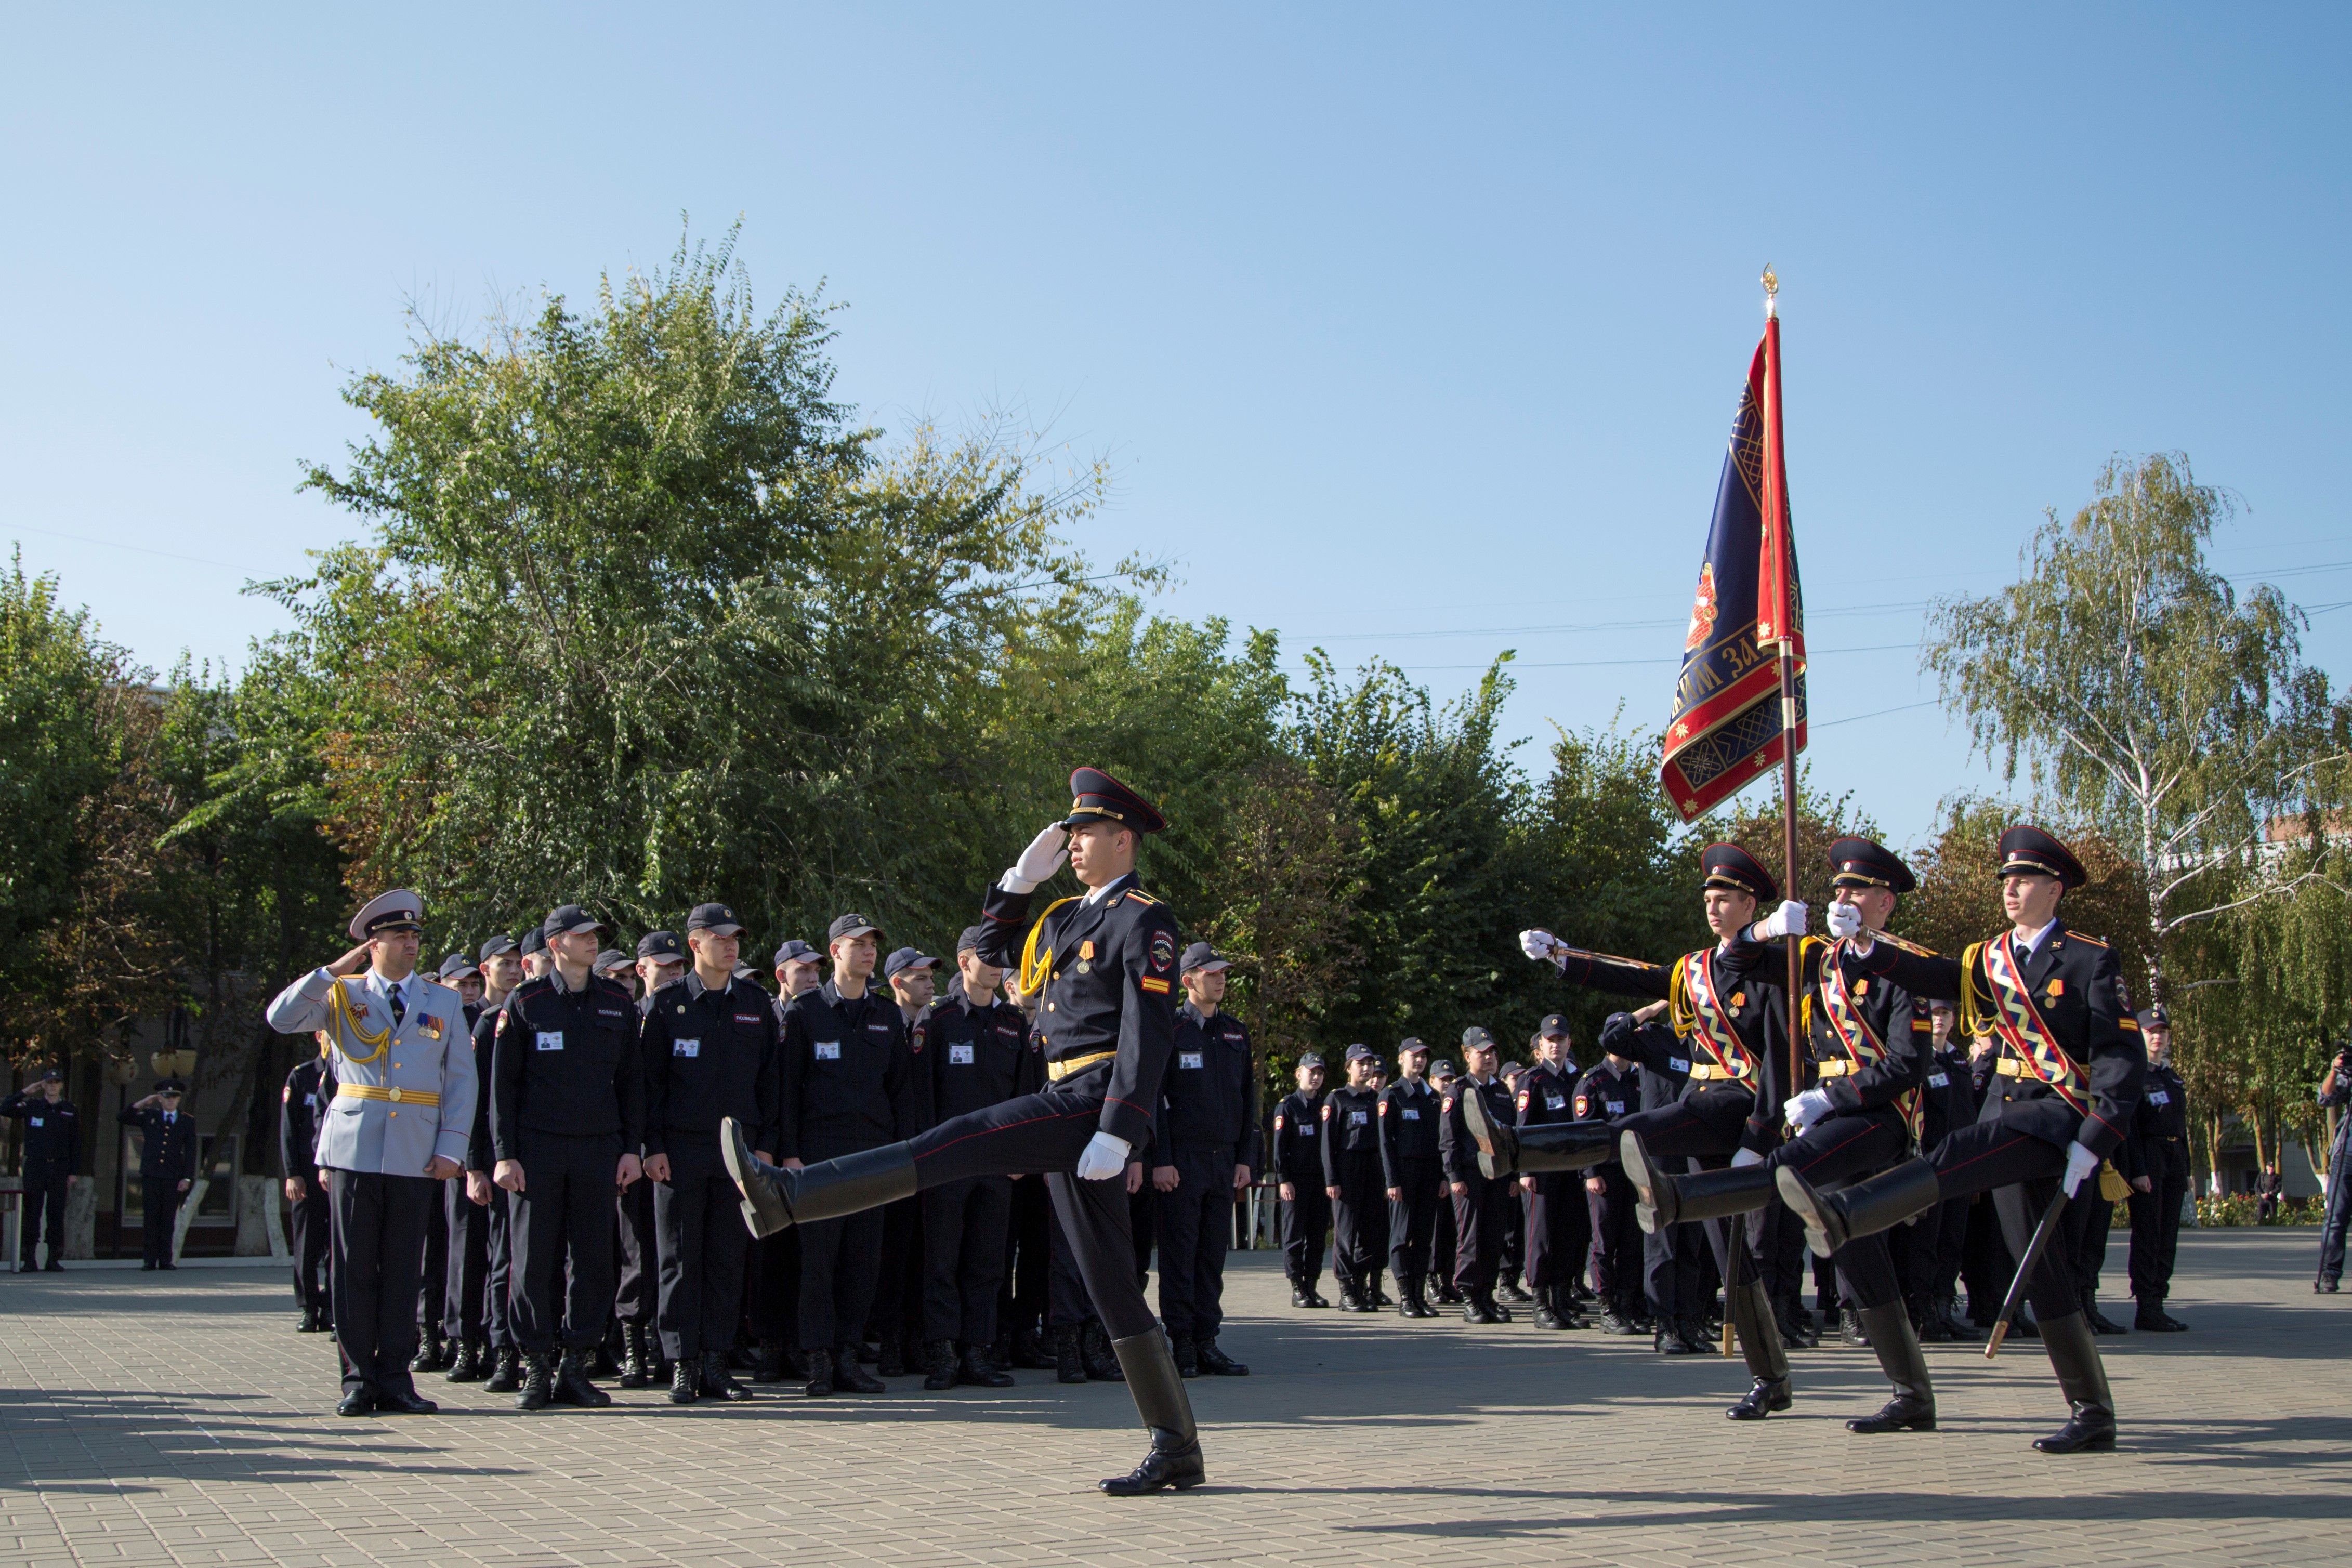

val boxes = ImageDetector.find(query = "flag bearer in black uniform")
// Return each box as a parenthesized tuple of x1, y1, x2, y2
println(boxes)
(1152, 944, 1257, 1376)
(1499, 842, 1802, 1416)
(280, 1052, 330, 1320)
(1518, 1017, 1592, 1332)
(1440, 1030, 1521, 1323)
(6, 1068, 79, 1272)
(1273, 1053, 1331, 1307)
(723, 768, 1206, 1494)
(1572, 1044, 1641, 1334)
(1379, 1038, 1443, 1317)
(775, 913, 925, 1397)
(641, 905, 779, 1403)
(491, 904, 648, 1412)
(121, 1081, 198, 1269)
(1778, 826, 2146, 1453)
(916, 926, 1037, 1390)
(1320, 1044, 1386, 1312)
(2126, 1007, 2190, 1331)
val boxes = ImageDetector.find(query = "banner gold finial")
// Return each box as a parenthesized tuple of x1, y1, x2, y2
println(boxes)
(1761, 266, 1778, 318)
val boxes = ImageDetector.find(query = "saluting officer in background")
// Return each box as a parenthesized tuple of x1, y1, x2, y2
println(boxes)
(1378, 1038, 1443, 1319)
(121, 1081, 198, 1270)
(265, 889, 477, 1415)
(279, 1048, 331, 1325)
(1151, 943, 1256, 1377)
(5, 1068, 80, 1272)
(1272, 1051, 1331, 1308)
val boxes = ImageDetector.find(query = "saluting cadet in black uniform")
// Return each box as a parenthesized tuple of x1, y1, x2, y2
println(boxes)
(642, 905, 778, 1403)
(121, 1081, 197, 1269)
(1517, 1016, 1591, 1332)
(776, 913, 925, 1398)
(916, 927, 1037, 1390)
(1779, 826, 2146, 1454)
(1152, 944, 1258, 1376)
(5, 1068, 79, 1271)
(1440, 1030, 1521, 1323)
(724, 768, 1205, 1494)
(1378, 1039, 1442, 1317)
(2125, 1007, 2190, 1332)
(279, 1053, 330, 1319)
(1320, 1045, 1386, 1312)
(491, 904, 648, 1412)
(1273, 1053, 1331, 1308)
(1501, 842, 1801, 1411)
(1573, 1047, 1643, 1334)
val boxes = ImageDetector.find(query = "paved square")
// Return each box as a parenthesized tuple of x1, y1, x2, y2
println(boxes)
(4, 1231, 2348, 1567)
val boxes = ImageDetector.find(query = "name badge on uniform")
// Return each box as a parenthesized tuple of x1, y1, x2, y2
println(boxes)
(28, 1117, 42, 1127)
(1605, 1101, 1624, 1115)
(1179, 1052, 1204, 1070)
(1927, 1072, 1949, 1088)
(1669, 1057, 1690, 1073)
(1299, 1123, 1316, 1136)
(2149, 1089, 2169, 1105)
(674, 1039, 700, 1058)
(1545, 1094, 1566, 1111)
(1348, 1110, 1368, 1127)
(1401, 1107, 1420, 1121)
(536, 1031, 564, 1052)
(306, 1095, 319, 1109)
(815, 1041, 841, 1060)
(950, 1044, 975, 1065)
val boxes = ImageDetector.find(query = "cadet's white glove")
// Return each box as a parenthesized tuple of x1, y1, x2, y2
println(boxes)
(1825, 901, 1863, 941)
(1784, 1089, 1832, 1130)
(1074, 1130, 1132, 1181)
(1754, 900, 1809, 941)
(1000, 824, 1070, 894)
(1519, 929, 1568, 965)
(2061, 1140, 2101, 1198)
(1730, 1147, 1766, 1169)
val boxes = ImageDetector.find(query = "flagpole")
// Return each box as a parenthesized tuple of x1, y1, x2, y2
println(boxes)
(1760, 267, 1803, 1110)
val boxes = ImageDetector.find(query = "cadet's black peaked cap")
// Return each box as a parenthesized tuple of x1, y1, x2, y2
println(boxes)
(829, 913, 883, 942)
(542, 904, 606, 940)
(520, 927, 548, 957)
(478, 933, 520, 962)
(773, 938, 819, 968)
(1179, 942, 1228, 974)
(884, 947, 938, 978)
(1396, 1037, 1429, 1056)
(638, 931, 686, 963)
(1057, 767, 1167, 835)
(437, 953, 478, 982)
(349, 888, 424, 941)
(1829, 836, 1916, 894)
(1701, 842, 1779, 904)
(1297, 1051, 1325, 1068)
(592, 950, 632, 974)
(1996, 825, 2086, 890)
(688, 903, 744, 935)
(1461, 1025, 1496, 1050)
(955, 925, 988, 955)
(1344, 1043, 1378, 1063)
(2137, 1005, 2171, 1030)
(1538, 1013, 1570, 1038)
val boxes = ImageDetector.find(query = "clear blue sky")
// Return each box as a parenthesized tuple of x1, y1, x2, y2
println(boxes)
(6, 5, 2346, 851)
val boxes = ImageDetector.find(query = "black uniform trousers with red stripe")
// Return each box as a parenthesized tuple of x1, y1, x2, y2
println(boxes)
(1923, 1088, 2084, 1321)
(1765, 1103, 1912, 1309)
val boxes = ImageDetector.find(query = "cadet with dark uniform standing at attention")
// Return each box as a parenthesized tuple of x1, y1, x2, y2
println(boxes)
(1378, 1038, 1442, 1318)
(5, 1068, 79, 1272)
(280, 1049, 330, 1324)
(1320, 1044, 1387, 1312)
(459, 934, 524, 1390)
(491, 904, 647, 1413)
(2125, 1006, 2190, 1332)
(615, 929, 688, 1390)
(265, 890, 477, 1415)
(1778, 826, 2146, 1453)
(1272, 1052, 1331, 1308)
(121, 1081, 198, 1270)
(1573, 1038, 1641, 1334)
(723, 768, 1206, 1493)
(1441, 1029, 1521, 1324)
(1517, 1016, 1591, 1332)
(1151, 943, 1257, 1376)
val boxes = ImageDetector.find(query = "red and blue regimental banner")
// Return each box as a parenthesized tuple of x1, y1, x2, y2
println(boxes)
(1659, 327, 1806, 822)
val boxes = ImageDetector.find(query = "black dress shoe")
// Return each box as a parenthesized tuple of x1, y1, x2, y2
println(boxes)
(833, 1346, 887, 1394)
(445, 1340, 486, 1381)
(376, 1388, 439, 1415)
(1727, 1378, 1792, 1420)
(1195, 1338, 1250, 1376)
(700, 1350, 754, 1401)
(336, 1387, 377, 1416)
(671, 1358, 700, 1404)
(1099, 1431, 1206, 1494)
(923, 1339, 961, 1392)
(1053, 1325, 1088, 1383)
(483, 1347, 522, 1393)
(517, 1354, 554, 1411)
(803, 1356, 835, 1397)
(297, 1306, 321, 1333)
(1463, 1297, 1502, 1326)
(158, 1261, 177, 1270)
(2033, 1405, 2117, 1453)
(553, 1351, 612, 1407)
(2085, 1303, 2128, 1336)
(1838, 1306, 1869, 1346)
(1171, 1337, 1200, 1378)
(1497, 1280, 1533, 1306)
(1290, 1287, 1320, 1309)
(141, 1261, 157, 1271)
(1337, 1291, 1365, 1313)
(958, 1345, 1016, 1388)
(2158, 1308, 2190, 1332)
(1847, 1393, 1935, 1434)
(1306, 1287, 1333, 1308)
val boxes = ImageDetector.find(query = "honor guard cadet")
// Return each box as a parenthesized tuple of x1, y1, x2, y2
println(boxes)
(1150, 943, 1258, 1376)
(120, 1081, 198, 1270)
(2125, 1007, 2190, 1331)
(264, 890, 477, 1415)
(279, 1051, 331, 1324)
(1518, 1017, 1592, 1332)
(1320, 1045, 1387, 1312)
(1778, 826, 2145, 1453)
(1440, 1030, 1521, 1323)
(641, 905, 780, 1403)
(4, 1068, 78, 1271)
(1272, 1052, 1332, 1307)
(915, 927, 1040, 1390)
(1502, 842, 1802, 1415)
(722, 767, 1206, 1493)
(1378, 1038, 1443, 1318)
(490, 904, 648, 1413)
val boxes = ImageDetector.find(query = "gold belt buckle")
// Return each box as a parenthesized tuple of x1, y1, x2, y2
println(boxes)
(387, 1086, 404, 1104)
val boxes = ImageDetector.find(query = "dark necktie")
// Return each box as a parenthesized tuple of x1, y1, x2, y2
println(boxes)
(389, 985, 406, 1027)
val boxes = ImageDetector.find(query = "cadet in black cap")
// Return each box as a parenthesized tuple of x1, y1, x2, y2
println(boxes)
(612, 930, 688, 1387)
(1377, 1038, 1443, 1317)
(868, 946, 943, 1377)
(1439, 1029, 1521, 1321)
(1320, 1044, 1386, 1312)
(277, 1045, 331, 1319)
(1272, 1051, 1331, 1307)
(1778, 824, 2144, 1453)
(2124, 1006, 2190, 1331)
(1507, 841, 1804, 1413)
(519, 924, 551, 980)
(913, 925, 1037, 1390)
(490, 905, 647, 1411)
(1149, 944, 1257, 1375)
(722, 767, 1207, 1493)
(4, 1067, 79, 1271)
(642, 903, 781, 1402)
(121, 1080, 197, 1269)
(1517, 1016, 1591, 1331)
(1571, 1030, 1644, 1334)
(773, 911, 925, 1396)
(456, 934, 525, 1389)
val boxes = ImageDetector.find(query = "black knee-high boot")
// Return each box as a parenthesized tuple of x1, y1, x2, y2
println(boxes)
(2032, 1311, 2117, 1453)
(1622, 1133, 1776, 1233)
(724, 1117, 916, 1238)
(1724, 1278, 1792, 1420)
(1846, 1301, 1936, 1433)
(1458, 1091, 1613, 1179)
(1777, 1157, 1940, 1257)
(1098, 1332, 1205, 1494)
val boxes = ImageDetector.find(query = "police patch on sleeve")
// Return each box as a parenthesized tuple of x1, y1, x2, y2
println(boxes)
(1149, 930, 1176, 974)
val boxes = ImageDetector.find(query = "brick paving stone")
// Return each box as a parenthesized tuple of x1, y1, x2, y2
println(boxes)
(4, 1230, 2349, 1566)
